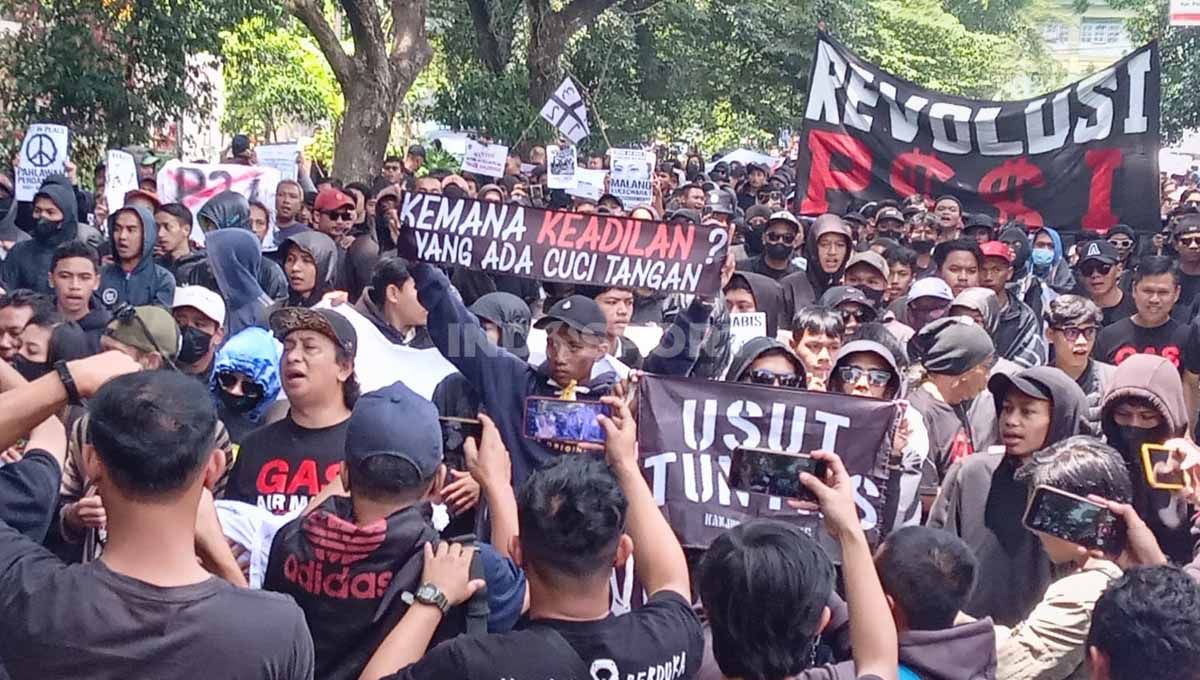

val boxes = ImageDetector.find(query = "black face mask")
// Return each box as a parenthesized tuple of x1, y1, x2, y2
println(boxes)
(765, 242, 794, 262)
(218, 388, 260, 414)
(855, 285, 885, 307)
(879, 230, 903, 242)
(910, 239, 935, 255)
(177, 326, 213, 366)
(12, 355, 50, 381)
(1112, 424, 1160, 458)
(31, 218, 61, 241)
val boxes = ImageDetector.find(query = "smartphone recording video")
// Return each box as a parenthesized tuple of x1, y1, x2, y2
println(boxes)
(438, 417, 482, 470)
(1141, 443, 1187, 491)
(1023, 485, 1124, 554)
(523, 398, 609, 445)
(727, 447, 827, 500)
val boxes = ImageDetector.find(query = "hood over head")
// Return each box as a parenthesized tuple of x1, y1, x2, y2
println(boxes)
(279, 230, 339, 306)
(999, 226, 1031, 276)
(727, 271, 785, 337)
(197, 191, 251, 231)
(950, 287, 1000, 335)
(829, 339, 903, 399)
(31, 181, 79, 244)
(210, 326, 282, 423)
(899, 619, 998, 680)
(1100, 354, 1188, 443)
(908, 317, 994, 376)
(989, 365, 1091, 445)
(206, 228, 269, 310)
(804, 213, 853, 296)
(107, 204, 159, 272)
(470, 291, 531, 361)
(725, 336, 806, 385)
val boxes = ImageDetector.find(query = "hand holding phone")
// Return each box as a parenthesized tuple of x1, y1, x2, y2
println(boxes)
(523, 397, 610, 445)
(728, 447, 826, 500)
(1023, 485, 1125, 555)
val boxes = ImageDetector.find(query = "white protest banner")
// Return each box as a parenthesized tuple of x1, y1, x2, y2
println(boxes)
(567, 168, 606, 201)
(607, 148, 654, 207)
(15, 124, 69, 201)
(1171, 0, 1200, 24)
(156, 160, 281, 244)
(729, 312, 767, 358)
(461, 139, 508, 178)
(539, 76, 590, 144)
(256, 142, 299, 181)
(547, 145, 577, 189)
(103, 150, 138, 213)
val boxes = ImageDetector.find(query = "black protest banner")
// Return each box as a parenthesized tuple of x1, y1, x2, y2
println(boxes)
(794, 31, 1160, 233)
(636, 375, 900, 554)
(396, 191, 728, 296)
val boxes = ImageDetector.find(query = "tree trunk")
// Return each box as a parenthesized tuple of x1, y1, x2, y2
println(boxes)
(525, 10, 571, 110)
(334, 70, 395, 182)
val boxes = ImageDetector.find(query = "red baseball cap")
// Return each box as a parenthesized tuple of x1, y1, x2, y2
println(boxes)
(314, 187, 355, 213)
(979, 240, 1014, 264)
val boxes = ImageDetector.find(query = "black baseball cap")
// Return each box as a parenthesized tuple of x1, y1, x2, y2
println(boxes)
(964, 214, 997, 232)
(407, 144, 426, 159)
(269, 307, 358, 357)
(1173, 212, 1200, 237)
(705, 189, 735, 216)
(345, 381, 442, 478)
(666, 208, 701, 224)
(876, 207, 904, 224)
(534, 295, 607, 337)
(1077, 239, 1120, 265)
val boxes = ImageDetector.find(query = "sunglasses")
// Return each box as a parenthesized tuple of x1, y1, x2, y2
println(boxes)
(217, 371, 265, 400)
(1079, 262, 1114, 277)
(748, 369, 804, 389)
(838, 307, 868, 323)
(324, 210, 354, 221)
(1179, 235, 1200, 248)
(757, 192, 783, 202)
(763, 232, 793, 244)
(1052, 326, 1097, 342)
(837, 365, 893, 387)
(1108, 239, 1133, 250)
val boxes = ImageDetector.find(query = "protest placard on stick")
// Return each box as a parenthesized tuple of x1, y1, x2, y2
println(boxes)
(15, 124, 69, 201)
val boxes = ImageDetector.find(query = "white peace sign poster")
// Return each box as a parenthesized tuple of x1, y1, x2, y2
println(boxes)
(15, 124, 69, 201)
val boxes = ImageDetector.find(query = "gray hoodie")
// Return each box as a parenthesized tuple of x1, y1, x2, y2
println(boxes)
(928, 366, 1090, 626)
(98, 205, 176, 308)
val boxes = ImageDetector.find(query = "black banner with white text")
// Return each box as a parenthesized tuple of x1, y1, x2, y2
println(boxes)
(636, 375, 900, 555)
(794, 31, 1160, 233)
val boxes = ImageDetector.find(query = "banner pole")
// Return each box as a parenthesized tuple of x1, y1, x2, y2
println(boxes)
(565, 68, 612, 148)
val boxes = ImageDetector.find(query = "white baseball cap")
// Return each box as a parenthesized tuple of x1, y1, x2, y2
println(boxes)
(907, 277, 954, 303)
(172, 285, 227, 327)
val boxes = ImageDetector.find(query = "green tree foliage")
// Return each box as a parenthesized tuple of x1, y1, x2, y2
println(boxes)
(1108, 0, 1194, 143)
(428, 0, 1049, 155)
(0, 0, 266, 166)
(219, 16, 341, 140)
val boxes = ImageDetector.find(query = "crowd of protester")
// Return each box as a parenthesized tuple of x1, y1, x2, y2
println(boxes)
(0, 143, 1197, 680)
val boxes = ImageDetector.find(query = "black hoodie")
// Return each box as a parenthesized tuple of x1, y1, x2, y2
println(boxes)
(928, 366, 1090, 626)
(727, 271, 785, 338)
(469, 292, 531, 362)
(1, 182, 78, 294)
(804, 214, 853, 299)
(724, 336, 805, 384)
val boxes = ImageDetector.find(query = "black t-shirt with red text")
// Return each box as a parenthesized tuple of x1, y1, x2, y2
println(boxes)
(224, 415, 349, 514)
(1093, 317, 1200, 371)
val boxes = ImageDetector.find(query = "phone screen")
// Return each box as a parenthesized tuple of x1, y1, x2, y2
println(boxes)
(438, 417, 481, 470)
(1142, 444, 1186, 489)
(524, 399, 609, 444)
(1024, 486, 1122, 552)
(728, 448, 824, 499)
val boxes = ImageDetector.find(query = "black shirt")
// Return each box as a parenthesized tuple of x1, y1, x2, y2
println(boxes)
(224, 415, 350, 514)
(384, 591, 704, 680)
(0, 512, 313, 679)
(1093, 317, 1199, 371)
(736, 255, 800, 281)
(1098, 290, 1137, 328)
(0, 450, 60, 542)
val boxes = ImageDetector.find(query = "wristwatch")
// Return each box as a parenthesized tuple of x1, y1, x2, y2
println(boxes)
(407, 583, 451, 614)
(54, 360, 82, 405)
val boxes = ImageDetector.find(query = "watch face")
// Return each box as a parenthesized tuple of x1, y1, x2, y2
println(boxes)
(417, 585, 438, 600)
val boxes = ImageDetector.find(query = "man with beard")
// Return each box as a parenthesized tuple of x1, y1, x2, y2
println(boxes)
(1076, 240, 1135, 327)
(736, 212, 802, 281)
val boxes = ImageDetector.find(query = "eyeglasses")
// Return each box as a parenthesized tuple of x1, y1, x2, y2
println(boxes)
(757, 192, 783, 202)
(1078, 262, 1114, 277)
(217, 371, 265, 400)
(1178, 235, 1200, 248)
(324, 210, 354, 221)
(836, 365, 893, 387)
(1052, 326, 1097, 342)
(763, 232, 793, 244)
(748, 369, 804, 389)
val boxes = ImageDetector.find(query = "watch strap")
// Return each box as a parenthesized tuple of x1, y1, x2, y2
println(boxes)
(54, 360, 81, 405)
(417, 583, 451, 614)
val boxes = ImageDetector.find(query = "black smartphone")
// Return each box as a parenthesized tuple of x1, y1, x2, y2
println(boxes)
(1023, 485, 1125, 554)
(523, 398, 609, 445)
(530, 184, 545, 201)
(727, 447, 826, 500)
(438, 417, 482, 470)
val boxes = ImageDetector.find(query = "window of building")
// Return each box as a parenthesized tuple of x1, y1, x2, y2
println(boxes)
(1080, 19, 1126, 45)
(1040, 22, 1070, 44)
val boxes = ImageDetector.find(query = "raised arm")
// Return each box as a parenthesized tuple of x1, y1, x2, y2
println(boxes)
(464, 413, 518, 558)
(599, 395, 689, 599)
(642, 296, 715, 377)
